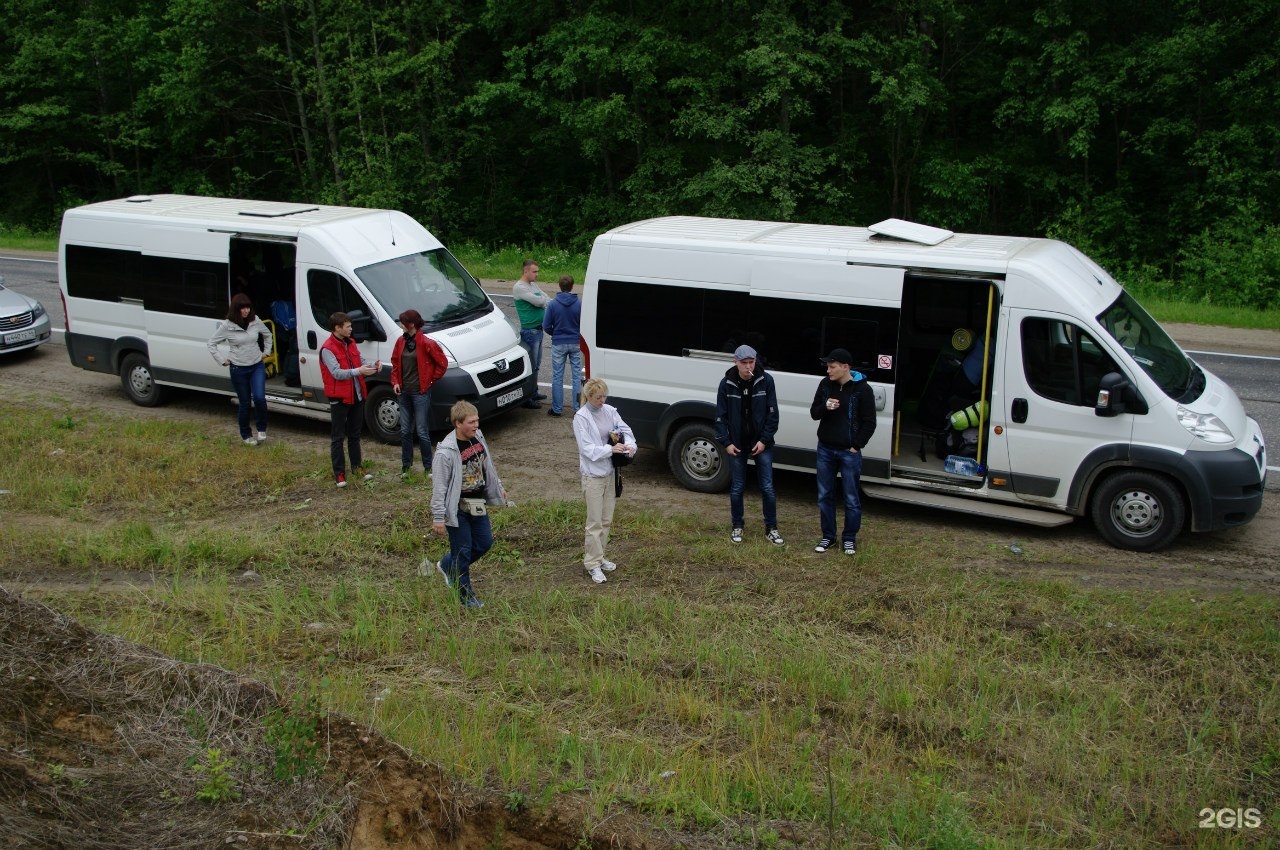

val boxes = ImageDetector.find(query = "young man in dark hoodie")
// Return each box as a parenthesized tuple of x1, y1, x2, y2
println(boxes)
(542, 274, 583, 417)
(714, 344, 784, 546)
(810, 348, 877, 555)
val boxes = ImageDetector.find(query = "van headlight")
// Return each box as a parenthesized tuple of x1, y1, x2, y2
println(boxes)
(1177, 406, 1234, 444)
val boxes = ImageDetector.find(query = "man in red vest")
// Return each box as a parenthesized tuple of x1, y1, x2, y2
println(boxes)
(321, 312, 381, 487)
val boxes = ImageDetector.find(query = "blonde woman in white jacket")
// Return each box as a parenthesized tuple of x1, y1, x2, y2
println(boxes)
(207, 293, 273, 445)
(573, 377, 636, 584)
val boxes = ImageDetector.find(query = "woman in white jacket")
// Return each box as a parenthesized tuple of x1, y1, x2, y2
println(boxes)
(207, 293, 273, 445)
(573, 377, 636, 584)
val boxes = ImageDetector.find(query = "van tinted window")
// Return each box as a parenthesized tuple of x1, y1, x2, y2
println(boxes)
(65, 244, 227, 317)
(308, 269, 375, 330)
(1021, 318, 1120, 406)
(65, 245, 143, 302)
(142, 255, 227, 318)
(595, 279, 897, 380)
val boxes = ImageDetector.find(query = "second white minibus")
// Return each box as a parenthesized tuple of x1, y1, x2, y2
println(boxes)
(581, 216, 1266, 551)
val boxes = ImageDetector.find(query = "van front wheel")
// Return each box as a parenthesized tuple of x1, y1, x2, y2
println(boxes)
(364, 384, 401, 445)
(1090, 471, 1186, 552)
(668, 422, 729, 493)
(119, 352, 165, 407)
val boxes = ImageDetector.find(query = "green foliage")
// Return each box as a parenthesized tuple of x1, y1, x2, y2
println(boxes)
(0, 3, 1278, 301)
(1176, 204, 1280, 310)
(263, 696, 323, 781)
(192, 747, 240, 804)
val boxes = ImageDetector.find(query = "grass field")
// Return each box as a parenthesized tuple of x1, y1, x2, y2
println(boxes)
(2, 403, 1276, 848)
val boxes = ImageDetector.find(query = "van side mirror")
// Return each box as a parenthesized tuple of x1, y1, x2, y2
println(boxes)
(1095, 372, 1147, 417)
(347, 309, 374, 342)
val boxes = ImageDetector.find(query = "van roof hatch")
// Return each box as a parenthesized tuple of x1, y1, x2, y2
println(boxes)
(868, 218, 954, 246)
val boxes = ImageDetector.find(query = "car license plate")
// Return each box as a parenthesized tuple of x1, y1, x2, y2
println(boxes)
(496, 387, 523, 407)
(3, 328, 36, 345)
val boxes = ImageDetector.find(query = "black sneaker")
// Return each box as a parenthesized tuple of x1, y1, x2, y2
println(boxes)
(814, 538, 834, 553)
(843, 541, 857, 556)
(546, 409, 563, 417)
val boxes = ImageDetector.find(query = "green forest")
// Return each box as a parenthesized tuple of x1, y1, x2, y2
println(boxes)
(2, 0, 1278, 307)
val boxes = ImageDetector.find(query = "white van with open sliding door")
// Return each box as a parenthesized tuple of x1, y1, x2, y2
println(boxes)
(580, 216, 1266, 551)
(59, 195, 534, 440)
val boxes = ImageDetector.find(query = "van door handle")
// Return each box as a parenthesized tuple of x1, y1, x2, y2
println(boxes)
(1011, 398, 1028, 423)
(307, 330, 317, 349)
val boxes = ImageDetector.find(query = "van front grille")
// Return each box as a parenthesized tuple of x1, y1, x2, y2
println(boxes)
(477, 357, 526, 389)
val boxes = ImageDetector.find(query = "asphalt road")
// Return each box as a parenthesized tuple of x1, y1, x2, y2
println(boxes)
(3, 252, 1276, 485)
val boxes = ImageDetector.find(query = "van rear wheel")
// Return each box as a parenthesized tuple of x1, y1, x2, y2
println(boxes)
(1090, 470, 1186, 552)
(119, 352, 165, 407)
(668, 422, 729, 493)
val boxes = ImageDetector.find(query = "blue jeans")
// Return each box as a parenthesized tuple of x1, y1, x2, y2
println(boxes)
(549, 343, 583, 414)
(229, 362, 267, 439)
(729, 448, 777, 529)
(519, 327, 544, 389)
(442, 511, 492, 601)
(399, 387, 432, 470)
(816, 443, 863, 544)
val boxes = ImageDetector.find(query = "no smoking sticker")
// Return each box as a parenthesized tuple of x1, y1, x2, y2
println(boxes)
(877, 354, 893, 370)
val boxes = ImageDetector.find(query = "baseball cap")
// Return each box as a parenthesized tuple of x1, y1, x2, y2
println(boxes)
(733, 344, 757, 361)
(820, 348, 852, 365)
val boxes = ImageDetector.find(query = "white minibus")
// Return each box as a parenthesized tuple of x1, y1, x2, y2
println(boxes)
(60, 195, 534, 440)
(581, 216, 1267, 551)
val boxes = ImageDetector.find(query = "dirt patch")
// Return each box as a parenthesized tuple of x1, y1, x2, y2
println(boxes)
(0, 588, 714, 850)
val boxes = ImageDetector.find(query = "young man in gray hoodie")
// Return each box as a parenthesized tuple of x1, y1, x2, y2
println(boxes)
(429, 401, 509, 608)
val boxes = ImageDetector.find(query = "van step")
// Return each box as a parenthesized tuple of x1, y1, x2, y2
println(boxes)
(862, 483, 1074, 528)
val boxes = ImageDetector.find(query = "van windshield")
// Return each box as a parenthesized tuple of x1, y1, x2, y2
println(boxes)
(1097, 291, 1202, 402)
(355, 249, 490, 325)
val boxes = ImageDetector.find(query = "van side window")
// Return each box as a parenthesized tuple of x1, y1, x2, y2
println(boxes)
(65, 245, 225, 317)
(1021, 318, 1121, 406)
(65, 245, 143, 302)
(596, 279, 898, 381)
(141, 255, 226, 318)
(308, 269, 371, 327)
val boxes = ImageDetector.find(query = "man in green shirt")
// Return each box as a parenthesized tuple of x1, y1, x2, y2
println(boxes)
(512, 258, 548, 408)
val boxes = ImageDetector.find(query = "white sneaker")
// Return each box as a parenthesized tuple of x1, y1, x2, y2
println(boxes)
(600, 560, 617, 572)
(587, 567, 608, 584)
(243, 437, 258, 446)
(257, 431, 267, 442)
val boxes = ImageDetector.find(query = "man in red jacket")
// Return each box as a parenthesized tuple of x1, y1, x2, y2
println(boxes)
(391, 309, 450, 477)
(321, 312, 380, 487)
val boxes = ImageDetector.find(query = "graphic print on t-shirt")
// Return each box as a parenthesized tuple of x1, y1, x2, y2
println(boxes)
(459, 438, 487, 497)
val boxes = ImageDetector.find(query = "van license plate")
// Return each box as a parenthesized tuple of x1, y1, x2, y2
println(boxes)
(496, 387, 523, 407)
(3, 329, 36, 345)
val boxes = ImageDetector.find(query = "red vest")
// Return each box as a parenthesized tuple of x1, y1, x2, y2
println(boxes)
(321, 334, 367, 404)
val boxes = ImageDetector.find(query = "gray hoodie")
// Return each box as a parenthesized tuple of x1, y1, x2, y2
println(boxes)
(207, 318, 272, 367)
(430, 429, 507, 526)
